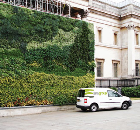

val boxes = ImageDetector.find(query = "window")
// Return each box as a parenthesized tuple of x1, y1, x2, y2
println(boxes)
(97, 62, 103, 77)
(78, 90, 85, 97)
(98, 30, 102, 43)
(112, 60, 120, 78)
(96, 59, 104, 77)
(108, 90, 122, 97)
(136, 33, 139, 45)
(114, 33, 117, 45)
(113, 63, 118, 77)
(135, 63, 140, 76)
(97, 27, 103, 43)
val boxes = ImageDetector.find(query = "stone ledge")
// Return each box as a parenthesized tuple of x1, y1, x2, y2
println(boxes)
(0, 100, 139, 117)
(0, 105, 77, 117)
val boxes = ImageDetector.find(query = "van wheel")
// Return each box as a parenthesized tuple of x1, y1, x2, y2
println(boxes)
(81, 108, 87, 112)
(121, 102, 129, 110)
(90, 104, 98, 112)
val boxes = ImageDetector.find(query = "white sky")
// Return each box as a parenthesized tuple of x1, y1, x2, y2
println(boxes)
(110, 0, 139, 3)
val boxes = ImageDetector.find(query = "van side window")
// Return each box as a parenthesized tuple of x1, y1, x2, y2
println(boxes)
(108, 90, 122, 97)
(78, 90, 85, 97)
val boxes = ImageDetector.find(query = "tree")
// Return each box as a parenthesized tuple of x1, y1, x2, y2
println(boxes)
(69, 22, 94, 71)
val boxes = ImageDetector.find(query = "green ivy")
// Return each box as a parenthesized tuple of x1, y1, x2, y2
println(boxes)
(0, 3, 94, 73)
(0, 3, 95, 106)
(0, 72, 95, 107)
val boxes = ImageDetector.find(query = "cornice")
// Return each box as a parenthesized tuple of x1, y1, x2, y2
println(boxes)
(89, 0, 140, 21)
(95, 43, 140, 50)
(89, 9, 120, 20)
(95, 43, 131, 50)
(95, 43, 122, 50)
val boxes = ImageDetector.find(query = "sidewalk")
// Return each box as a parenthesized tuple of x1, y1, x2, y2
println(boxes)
(0, 105, 77, 117)
(131, 100, 140, 103)
(0, 100, 139, 117)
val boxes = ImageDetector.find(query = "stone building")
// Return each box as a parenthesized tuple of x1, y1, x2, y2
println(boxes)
(87, 0, 140, 87)
(1, 0, 140, 87)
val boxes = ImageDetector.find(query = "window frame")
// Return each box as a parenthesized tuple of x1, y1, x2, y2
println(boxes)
(113, 63, 118, 78)
(135, 62, 140, 76)
(135, 30, 139, 46)
(96, 59, 105, 77)
(136, 33, 139, 45)
(97, 27, 103, 43)
(114, 33, 117, 45)
(112, 60, 120, 78)
(97, 62, 103, 77)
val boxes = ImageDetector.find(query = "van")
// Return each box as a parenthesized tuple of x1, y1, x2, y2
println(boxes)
(76, 88, 132, 112)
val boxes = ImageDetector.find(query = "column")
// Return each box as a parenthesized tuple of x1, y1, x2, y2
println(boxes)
(26, 0, 27, 7)
(47, 0, 48, 12)
(37, 0, 38, 10)
(60, 0, 61, 15)
(57, 0, 58, 14)
(69, 3, 70, 17)
(138, 32, 140, 46)
(42, 0, 43, 11)
(127, 25, 135, 77)
(89, 0, 92, 7)
(30, 0, 32, 8)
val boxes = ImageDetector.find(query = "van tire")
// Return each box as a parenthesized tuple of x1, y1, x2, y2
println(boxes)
(90, 104, 98, 112)
(81, 108, 87, 112)
(121, 102, 129, 110)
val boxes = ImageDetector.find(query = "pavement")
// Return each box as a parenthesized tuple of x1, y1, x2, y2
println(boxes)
(0, 100, 140, 117)
(1, 101, 140, 130)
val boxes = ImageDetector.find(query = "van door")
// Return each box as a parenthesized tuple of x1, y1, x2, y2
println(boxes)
(97, 92, 110, 109)
(107, 90, 122, 108)
(99, 95, 110, 108)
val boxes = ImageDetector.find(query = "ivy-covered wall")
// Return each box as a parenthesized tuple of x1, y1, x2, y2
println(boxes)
(0, 3, 95, 106)
(0, 3, 95, 76)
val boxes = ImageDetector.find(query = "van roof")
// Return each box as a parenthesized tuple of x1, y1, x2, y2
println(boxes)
(79, 88, 112, 91)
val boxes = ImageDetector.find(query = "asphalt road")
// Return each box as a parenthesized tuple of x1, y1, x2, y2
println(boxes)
(0, 102, 140, 130)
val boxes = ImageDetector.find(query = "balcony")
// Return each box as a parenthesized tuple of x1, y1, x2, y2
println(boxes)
(0, 0, 88, 20)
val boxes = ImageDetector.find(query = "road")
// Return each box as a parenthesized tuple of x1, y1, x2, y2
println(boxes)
(0, 102, 140, 130)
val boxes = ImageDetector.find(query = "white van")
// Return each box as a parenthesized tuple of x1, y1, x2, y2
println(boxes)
(76, 88, 132, 112)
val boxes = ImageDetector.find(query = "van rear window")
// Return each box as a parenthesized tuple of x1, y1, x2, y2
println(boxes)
(78, 90, 85, 97)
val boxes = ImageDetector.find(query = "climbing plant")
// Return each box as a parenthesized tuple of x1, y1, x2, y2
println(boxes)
(0, 3, 95, 107)
(0, 2, 95, 76)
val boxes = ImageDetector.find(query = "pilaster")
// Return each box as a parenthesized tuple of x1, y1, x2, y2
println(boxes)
(127, 25, 135, 77)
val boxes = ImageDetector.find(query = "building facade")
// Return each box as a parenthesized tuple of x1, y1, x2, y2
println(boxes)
(87, 0, 140, 87)
(1, 0, 140, 87)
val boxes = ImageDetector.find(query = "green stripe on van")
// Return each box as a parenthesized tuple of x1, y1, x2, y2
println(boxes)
(85, 89, 94, 95)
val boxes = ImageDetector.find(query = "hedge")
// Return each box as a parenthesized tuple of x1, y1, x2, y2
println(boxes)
(0, 72, 95, 107)
(121, 86, 140, 97)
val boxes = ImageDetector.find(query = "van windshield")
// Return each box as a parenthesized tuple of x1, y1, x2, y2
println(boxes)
(78, 90, 85, 97)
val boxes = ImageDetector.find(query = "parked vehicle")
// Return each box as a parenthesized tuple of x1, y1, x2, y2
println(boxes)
(76, 88, 132, 112)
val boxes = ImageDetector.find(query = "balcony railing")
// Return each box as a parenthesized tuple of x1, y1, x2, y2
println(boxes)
(1, 0, 66, 15)
(0, 0, 88, 20)
(96, 78, 140, 88)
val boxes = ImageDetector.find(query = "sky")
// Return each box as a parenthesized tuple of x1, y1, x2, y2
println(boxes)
(110, 0, 139, 3)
